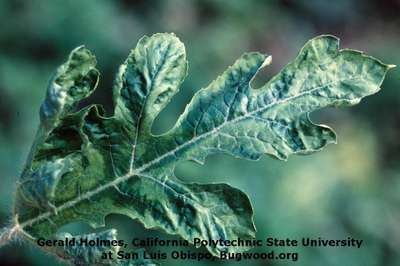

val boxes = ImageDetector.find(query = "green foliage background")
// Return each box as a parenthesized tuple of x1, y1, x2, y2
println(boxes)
(0, 0, 399, 265)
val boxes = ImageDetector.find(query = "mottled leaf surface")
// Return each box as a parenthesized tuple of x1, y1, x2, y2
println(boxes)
(13, 33, 391, 264)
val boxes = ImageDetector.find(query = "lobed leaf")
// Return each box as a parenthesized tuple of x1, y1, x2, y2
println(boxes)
(12, 33, 392, 265)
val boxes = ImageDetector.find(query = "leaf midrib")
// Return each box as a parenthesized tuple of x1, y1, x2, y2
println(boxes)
(19, 77, 362, 231)
(128, 42, 172, 172)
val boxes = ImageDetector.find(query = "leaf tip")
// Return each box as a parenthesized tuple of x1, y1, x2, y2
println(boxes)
(261, 55, 272, 68)
(313, 34, 340, 41)
(68, 45, 97, 65)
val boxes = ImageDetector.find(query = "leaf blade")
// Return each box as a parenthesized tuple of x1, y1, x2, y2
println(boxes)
(13, 34, 393, 265)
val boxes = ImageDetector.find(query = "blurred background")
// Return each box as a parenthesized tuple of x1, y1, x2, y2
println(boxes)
(0, 0, 399, 265)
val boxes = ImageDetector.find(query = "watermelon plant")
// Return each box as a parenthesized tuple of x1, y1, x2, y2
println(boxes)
(0, 33, 393, 265)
